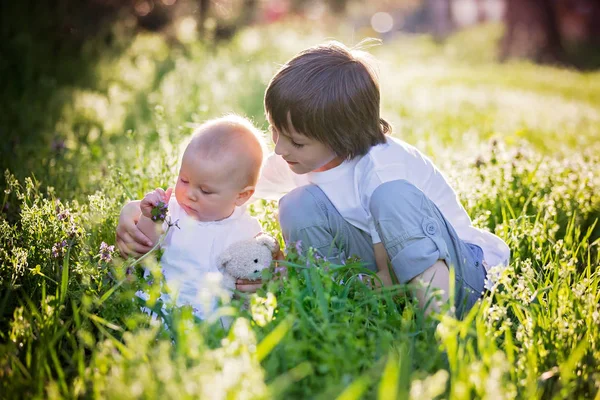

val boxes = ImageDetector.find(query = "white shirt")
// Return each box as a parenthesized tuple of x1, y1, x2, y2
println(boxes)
(254, 136, 510, 267)
(159, 197, 262, 315)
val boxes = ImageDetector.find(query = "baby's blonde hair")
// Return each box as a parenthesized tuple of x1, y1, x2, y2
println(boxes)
(186, 114, 265, 188)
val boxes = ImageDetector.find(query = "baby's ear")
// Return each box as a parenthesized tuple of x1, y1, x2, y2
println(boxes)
(256, 234, 278, 252)
(234, 185, 255, 206)
(217, 251, 232, 272)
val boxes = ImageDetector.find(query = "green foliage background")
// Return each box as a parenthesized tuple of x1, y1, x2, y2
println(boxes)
(1, 20, 599, 399)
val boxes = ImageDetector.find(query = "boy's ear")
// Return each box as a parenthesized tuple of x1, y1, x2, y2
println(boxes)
(235, 185, 255, 206)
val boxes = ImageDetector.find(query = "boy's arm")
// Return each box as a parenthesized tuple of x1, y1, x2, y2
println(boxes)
(374, 242, 394, 287)
(409, 260, 450, 316)
(116, 201, 154, 257)
(136, 215, 163, 246)
(374, 244, 450, 316)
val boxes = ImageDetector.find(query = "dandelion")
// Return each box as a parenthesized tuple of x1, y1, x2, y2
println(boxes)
(51, 240, 68, 259)
(99, 241, 115, 263)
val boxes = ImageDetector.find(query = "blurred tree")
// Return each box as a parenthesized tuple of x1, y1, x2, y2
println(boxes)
(330, 0, 350, 14)
(500, 0, 600, 67)
(426, 0, 454, 39)
(500, 0, 564, 63)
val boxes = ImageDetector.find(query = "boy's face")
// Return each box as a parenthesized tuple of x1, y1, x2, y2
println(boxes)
(174, 148, 250, 221)
(269, 115, 342, 174)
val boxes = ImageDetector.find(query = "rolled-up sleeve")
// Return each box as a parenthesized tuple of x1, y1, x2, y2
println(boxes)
(385, 216, 450, 283)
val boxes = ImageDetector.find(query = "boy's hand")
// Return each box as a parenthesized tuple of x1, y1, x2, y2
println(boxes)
(116, 201, 153, 258)
(140, 188, 173, 219)
(235, 279, 262, 293)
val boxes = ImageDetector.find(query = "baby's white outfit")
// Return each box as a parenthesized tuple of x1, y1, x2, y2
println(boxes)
(139, 197, 261, 319)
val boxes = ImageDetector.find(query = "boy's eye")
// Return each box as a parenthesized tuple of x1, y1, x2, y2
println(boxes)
(291, 141, 304, 149)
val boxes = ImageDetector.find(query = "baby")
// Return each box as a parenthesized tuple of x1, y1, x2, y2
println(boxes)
(136, 115, 266, 318)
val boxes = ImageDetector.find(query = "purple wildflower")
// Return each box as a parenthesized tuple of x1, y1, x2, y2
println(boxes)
(51, 137, 66, 152)
(274, 265, 287, 275)
(68, 223, 78, 238)
(294, 240, 302, 255)
(51, 240, 68, 259)
(57, 209, 70, 221)
(151, 201, 169, 222)
(99, 241, 115, 263)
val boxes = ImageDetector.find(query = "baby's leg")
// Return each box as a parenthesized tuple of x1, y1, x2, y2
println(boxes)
(278, 185, 376, 270)
(369, 180, 486, 318)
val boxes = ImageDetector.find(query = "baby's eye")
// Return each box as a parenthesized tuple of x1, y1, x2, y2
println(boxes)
(180, 178, 189, 184)
(200, 188, 212, 195)
(291, 141, 304, 149)
(253, 259, 258, 263)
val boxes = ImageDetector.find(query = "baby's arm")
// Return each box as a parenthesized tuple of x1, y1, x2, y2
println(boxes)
(138, 188, 172, 246)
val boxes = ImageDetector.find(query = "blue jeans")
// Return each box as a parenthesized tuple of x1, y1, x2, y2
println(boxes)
(278, 180, 486, 317)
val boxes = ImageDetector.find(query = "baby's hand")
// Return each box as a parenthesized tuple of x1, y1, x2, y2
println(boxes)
(140, 187, 173, 221)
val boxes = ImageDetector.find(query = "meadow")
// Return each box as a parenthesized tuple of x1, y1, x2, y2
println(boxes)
(1, 21, 599, 399)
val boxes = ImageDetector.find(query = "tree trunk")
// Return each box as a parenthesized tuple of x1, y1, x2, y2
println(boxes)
(426, 0, 454, 39)
(500, 0, 564, 63)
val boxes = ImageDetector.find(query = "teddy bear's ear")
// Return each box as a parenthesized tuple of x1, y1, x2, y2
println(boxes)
(256, 234, 278, 252)
(217, 251, 232, 272)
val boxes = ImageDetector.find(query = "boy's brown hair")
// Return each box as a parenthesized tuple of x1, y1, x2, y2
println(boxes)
(264, 41, 391, 160)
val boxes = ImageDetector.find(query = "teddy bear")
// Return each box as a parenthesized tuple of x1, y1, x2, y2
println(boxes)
(217, 234, 279, 291)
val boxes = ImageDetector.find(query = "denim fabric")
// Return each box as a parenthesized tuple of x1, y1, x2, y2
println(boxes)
(279, 184, 377, 270)
(279, 180, 486, 318)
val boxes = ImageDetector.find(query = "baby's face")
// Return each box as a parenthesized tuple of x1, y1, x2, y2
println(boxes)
(174, 150, 245, 221)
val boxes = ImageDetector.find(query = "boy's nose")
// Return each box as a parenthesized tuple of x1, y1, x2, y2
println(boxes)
(274, 139, 287, 157)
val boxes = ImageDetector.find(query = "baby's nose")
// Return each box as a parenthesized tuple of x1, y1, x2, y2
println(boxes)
(186, 189, 197, 201)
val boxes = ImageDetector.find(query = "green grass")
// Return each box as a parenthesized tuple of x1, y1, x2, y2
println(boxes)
(1, 21, 599, 399)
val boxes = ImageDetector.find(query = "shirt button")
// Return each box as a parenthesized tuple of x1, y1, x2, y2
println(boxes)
(425, 223, 437, 235)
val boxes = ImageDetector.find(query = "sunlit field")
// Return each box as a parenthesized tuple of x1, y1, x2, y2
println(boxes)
(1, 21, 599, 399)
